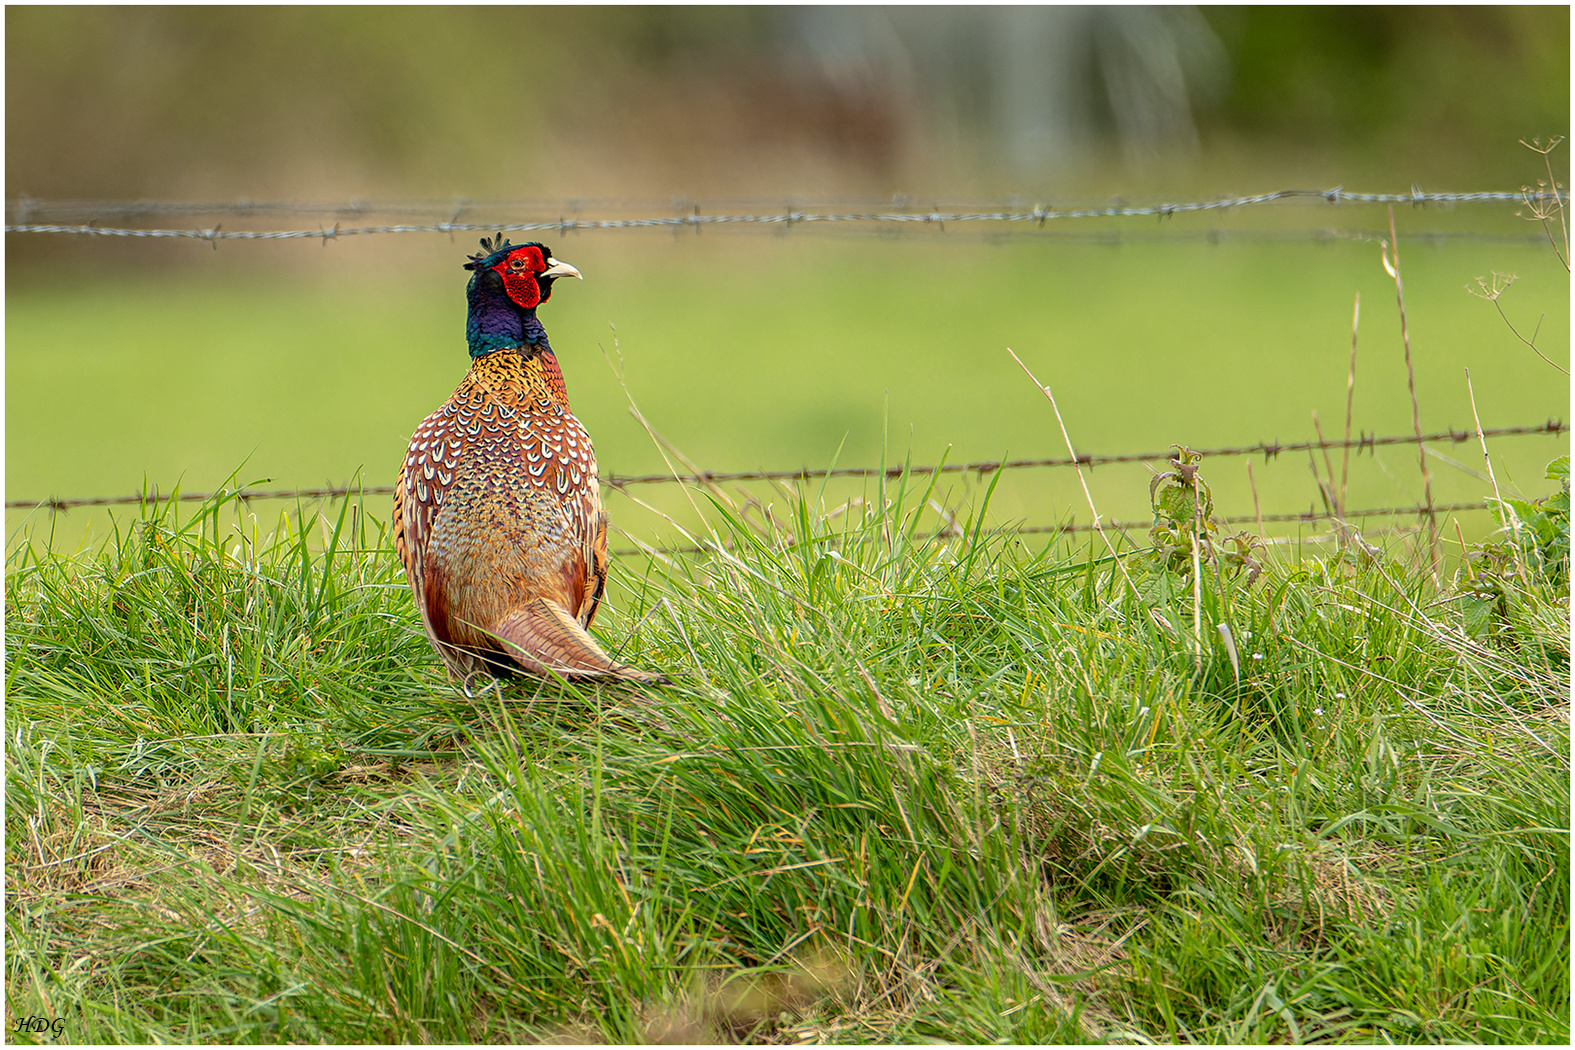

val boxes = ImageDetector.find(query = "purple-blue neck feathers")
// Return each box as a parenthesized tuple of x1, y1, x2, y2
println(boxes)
(466, 269, 550, 358)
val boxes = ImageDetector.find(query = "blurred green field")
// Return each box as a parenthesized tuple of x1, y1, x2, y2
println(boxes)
(6, 214, 1569, 552)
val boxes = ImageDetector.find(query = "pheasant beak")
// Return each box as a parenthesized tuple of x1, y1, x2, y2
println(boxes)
(541, 257, 583, 281)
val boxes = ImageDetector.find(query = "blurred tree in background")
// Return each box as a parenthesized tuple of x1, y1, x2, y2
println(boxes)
(1202, 7, 1570, 174)
(6, 5, 1567, 206)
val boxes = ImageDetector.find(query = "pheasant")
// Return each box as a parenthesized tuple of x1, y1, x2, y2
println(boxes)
(394, 235, 667, 686)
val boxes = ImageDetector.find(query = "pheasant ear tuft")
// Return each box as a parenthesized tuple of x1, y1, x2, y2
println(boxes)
(464, 231, 515, 270)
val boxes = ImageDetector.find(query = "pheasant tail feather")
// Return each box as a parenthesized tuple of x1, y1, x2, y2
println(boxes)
(494, 598, 669, 685)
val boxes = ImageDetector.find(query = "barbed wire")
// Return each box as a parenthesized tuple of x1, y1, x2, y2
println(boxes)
(8, 421, 1564, 512)
(876, 228, 1548, 247)
(5, 188, 1543, 220)
(608, 501, 1499, 557)
(3, 188, 1552, 242)
(597, 423, 1568, 488)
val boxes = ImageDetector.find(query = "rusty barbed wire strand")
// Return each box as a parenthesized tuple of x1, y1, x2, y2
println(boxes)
(4, 187, 1537, 220)
(3, 188, 1550, 241)
(600, 422, 1569, 487)
(607, 502, 1509, 558)
(7, 421, 1564, 512)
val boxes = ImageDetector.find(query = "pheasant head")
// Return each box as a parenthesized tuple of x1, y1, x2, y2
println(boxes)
(463, 234, 583, 357)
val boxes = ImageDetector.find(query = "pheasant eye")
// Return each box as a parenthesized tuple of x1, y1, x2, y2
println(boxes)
(508, 257, 528, 271)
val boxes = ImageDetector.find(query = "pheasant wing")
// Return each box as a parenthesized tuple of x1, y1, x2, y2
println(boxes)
(394, 404, 467, 670)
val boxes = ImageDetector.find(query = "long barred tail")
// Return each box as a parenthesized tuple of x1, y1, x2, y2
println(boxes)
(493, 598, 670, 685)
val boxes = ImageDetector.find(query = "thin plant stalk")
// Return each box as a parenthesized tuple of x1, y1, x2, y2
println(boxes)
(1191, 472, 1204, 673)
(1313, 410, 1338, 517)
(1383, 206, 1440, 580)
(1247, 462, 1265, 543)
(1465, 367, 1525, 577)
(1340, 292, 1360, 508)
(1006, 347, 1141, 598)
(1469, 272, 1570, 376)
(1520, 135, 1569, 271)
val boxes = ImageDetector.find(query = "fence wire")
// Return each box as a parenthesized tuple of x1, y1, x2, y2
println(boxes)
(610, 501, 1499, 558)
(4, 188, 1554, 242)
(8, 421, 1564, 513)
(6, 188, 1540, 219)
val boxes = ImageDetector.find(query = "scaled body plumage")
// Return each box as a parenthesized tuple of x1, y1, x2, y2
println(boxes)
(393, 237, 666, 685)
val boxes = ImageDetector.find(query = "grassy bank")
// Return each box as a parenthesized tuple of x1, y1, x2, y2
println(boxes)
(5, 455, 1567, 1042)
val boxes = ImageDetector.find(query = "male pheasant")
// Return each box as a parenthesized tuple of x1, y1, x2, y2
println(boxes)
(394, 235, 667, 686)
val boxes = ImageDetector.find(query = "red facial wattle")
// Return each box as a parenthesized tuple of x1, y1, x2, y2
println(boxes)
(501, 269, 542, 309)
(495, 246, 548, 310)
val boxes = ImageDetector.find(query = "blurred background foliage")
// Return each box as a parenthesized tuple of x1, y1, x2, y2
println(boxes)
(6, 6, 1568, 211)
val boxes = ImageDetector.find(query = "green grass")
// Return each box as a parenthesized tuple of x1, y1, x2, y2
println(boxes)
(7, 219, 1570, 551)
(6, 454, 1568, 1043)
